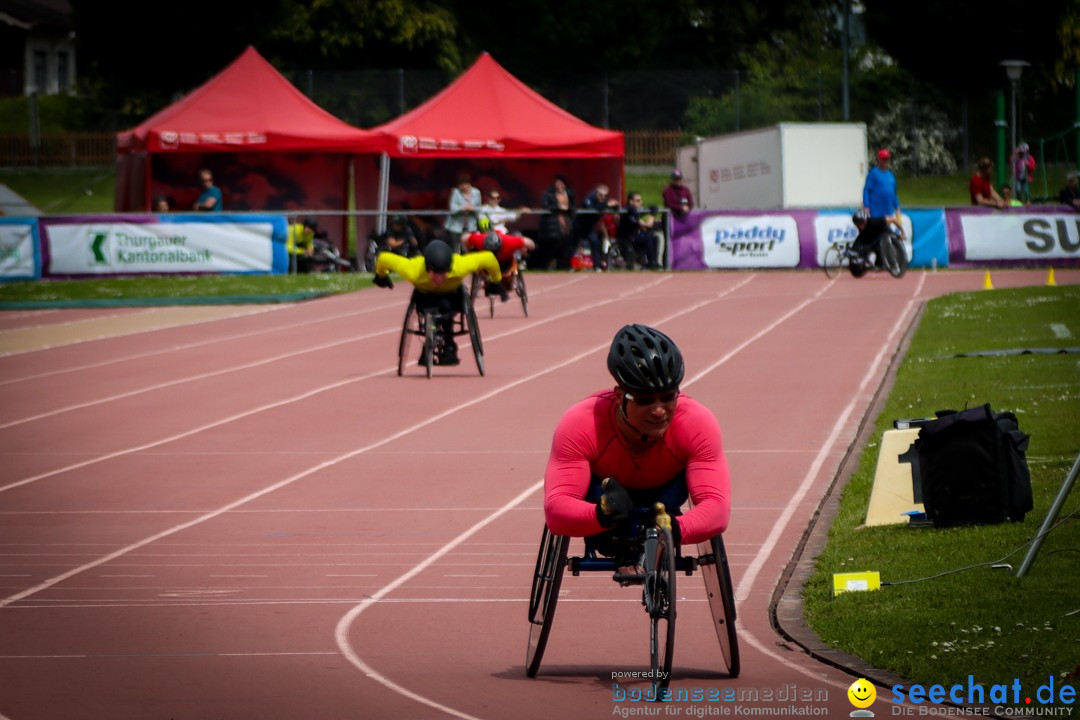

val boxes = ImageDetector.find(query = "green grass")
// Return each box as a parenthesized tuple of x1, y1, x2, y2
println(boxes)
(0, 273, 373, 304)
(0, 167, 115, 213)
(805, 285, 1080, 703)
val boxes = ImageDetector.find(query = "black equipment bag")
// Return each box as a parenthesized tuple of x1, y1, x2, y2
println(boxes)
(913, 404, 1033, 528)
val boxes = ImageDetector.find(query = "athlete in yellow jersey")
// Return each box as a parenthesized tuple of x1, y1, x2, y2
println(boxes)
(373, 240, 501, 365)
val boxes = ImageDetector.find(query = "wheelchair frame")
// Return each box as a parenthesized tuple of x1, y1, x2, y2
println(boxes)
(469, 252, 528, 318)
(525, 506, 740, 694)
(397, 286, 484, 378)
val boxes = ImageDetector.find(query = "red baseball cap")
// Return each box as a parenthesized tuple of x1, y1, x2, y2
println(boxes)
(877, 149, 892, 160)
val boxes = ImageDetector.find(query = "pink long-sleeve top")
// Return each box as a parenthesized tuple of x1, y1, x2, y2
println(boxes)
(543, 390, 731, 545)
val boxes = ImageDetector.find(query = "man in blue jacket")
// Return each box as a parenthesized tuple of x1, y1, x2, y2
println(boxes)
(863, 149, 899, 219)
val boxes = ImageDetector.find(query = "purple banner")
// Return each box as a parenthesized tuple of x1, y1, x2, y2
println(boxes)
(671, 210, 821, 270)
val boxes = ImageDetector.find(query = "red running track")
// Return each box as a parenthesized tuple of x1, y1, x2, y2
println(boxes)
(0, 269, 1075, 720)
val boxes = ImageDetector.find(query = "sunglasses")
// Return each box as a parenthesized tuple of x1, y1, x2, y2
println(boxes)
(624, 389, 679, 407)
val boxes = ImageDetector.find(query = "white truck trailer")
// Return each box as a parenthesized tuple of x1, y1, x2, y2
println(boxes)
(678, 123, 869, 210)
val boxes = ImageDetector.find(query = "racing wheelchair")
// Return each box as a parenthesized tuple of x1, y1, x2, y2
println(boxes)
(525, 503, 740, 695)
(397, 286, 484, 378)
(469, 251, 529, 318)
(823, 227, 909, 279)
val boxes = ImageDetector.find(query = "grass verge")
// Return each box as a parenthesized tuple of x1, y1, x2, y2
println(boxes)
(804, 285, 1080, 703)
(0, 273, 374, 306)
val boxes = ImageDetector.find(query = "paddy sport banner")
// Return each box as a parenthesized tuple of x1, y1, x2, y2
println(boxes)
(39, 215, 289, 277)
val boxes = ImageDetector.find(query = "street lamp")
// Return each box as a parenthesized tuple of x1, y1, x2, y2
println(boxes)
(1000, 60, 1030, 189)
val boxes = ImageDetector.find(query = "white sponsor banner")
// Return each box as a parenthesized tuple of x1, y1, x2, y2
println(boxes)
(700, 215, 800, 268)
(961, 214, 1080, 260)
(813, 214, 913, 266)
(0, 223, 37, 279)
(46, 222, 275, 275)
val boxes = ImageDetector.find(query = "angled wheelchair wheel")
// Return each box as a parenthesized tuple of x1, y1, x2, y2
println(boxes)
(526, 526, 569, 677)
(699, 534, 740, 677)
(397, 298, 417, 377)
(469, 274, 482, 305)
(463, 296, 484, 376)
(823, 244, 845, 279)
(516, 270, 528, 317)
(647, 526, 677, 692)
(886, 236, 909, 278)
(489, 294, 496, 319)
(422, 310, 436, 379)
(606, 243, 629, 271)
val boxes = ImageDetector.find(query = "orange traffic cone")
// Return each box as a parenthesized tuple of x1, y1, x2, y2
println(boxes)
(983, 271, 994, 290)
(1047, 267, 1057, 287)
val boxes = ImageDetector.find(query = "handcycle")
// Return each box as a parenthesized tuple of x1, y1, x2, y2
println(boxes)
(469, 251, 529, 318)
(526, 503, 740, 696)
(397, 286, 484, 378)
(823, 227, 909, 279)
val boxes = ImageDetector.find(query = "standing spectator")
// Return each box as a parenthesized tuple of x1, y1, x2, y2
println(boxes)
(662, 169, 694, 221)
(863, 149, 899, 219)
(970, 157, 1005, 208)
(446, 173, 482, 252)
(538, 175, 576, 270)
(1012, 142, 1036, 205)
(1060, 171, 1080, 211)
(616, 191, 660, 270)
(193, 168, 222, 211)
(574, 184, 620, 271)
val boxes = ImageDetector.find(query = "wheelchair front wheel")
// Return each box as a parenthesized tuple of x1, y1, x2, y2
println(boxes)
(526, 526, 569, 677)
(823, 244, 845, 279)
(647, 526, 677, 692)
(700, 534, 740, 677)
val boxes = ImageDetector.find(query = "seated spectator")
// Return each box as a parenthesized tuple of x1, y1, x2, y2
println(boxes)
(1060, 171, 1080, 212)
(379, 215, 419, 257)
(1000, 185, 1023, 208)
(616, 192, 660, 270)
(287, 217, 317, 273)
(970, 158, 1005, 208)
(479, 189, 529, 233)
(573, 184, 620, 271)
(153, 195, 174, 213)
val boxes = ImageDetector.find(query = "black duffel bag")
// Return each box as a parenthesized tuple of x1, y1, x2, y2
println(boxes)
(914, 403, 1033, 528)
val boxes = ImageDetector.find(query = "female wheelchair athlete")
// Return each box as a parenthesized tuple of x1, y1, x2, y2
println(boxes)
(397, 286, 484, 378)
(525, 502, 740, 695)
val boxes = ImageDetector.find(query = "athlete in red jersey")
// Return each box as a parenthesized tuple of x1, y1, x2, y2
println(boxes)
(543, 324, 731, 547)
(464, 228, 535, 301)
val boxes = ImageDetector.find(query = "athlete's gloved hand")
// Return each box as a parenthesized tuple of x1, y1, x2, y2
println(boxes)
(373, 273, 393, 289)
(484, 280, 502, 297)
(595, 477, 633, 528)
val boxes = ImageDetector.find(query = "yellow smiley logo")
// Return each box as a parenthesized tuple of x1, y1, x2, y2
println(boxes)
(848, 678, 876, 709)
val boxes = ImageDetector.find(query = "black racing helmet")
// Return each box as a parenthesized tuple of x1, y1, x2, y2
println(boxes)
(482, 231, 502, 254)
(607, 324, 685, 393)
(852, 208, 870, 226)
(423, 240, 453, 273)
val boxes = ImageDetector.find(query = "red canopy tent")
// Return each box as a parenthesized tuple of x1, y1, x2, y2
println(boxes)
(365, 53, 625, 242)
(115, 46, 383, 254)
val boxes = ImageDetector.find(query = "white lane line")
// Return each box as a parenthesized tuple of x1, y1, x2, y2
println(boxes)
(0, 275, 585, 383)
(0, 325, 400, 429)
(733, 270, 927, 690)
(0, 274, 643, 496)
(0, 276, 679, 607)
